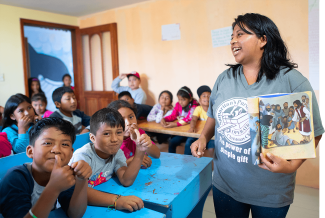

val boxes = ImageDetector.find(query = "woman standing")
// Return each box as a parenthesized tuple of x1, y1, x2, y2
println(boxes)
(191, 13, 323, 218)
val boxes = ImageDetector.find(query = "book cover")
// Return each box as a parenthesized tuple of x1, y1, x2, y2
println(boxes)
(248, 91, 315, 165)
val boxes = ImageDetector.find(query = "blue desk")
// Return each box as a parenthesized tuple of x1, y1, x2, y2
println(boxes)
(95, 152, 212, 218)
(49, 206, 166, 218)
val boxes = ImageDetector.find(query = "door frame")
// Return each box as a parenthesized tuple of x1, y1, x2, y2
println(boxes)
(20, 19, 80, 101)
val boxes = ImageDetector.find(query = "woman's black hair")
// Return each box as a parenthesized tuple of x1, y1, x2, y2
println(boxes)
(177, 86, 194, 112)
(227, 13, 298, 82)
(107, 100, 137, 118)
(28, 77, 44, 97)
(158, 90, 173, 104)
(2, 94, 31, 129)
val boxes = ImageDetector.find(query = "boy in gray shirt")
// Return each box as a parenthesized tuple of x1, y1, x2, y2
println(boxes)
(69, 108, 152, 212)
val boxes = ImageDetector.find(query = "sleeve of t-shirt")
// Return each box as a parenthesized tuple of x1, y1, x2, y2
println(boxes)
(114, 149, 127, 173)
(134, 90, 147, 104)
(147, 104, 159, 122)
(0, 165, 34, 217)
(193, 106, 201, 118)
(58, 185, 75, 215)
(288, 72, 324, 137)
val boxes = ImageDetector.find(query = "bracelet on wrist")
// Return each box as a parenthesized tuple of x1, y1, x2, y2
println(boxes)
(29, 209, 37, 218)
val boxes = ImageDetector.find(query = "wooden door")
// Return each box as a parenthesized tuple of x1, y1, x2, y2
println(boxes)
(76, 23, 119, 116)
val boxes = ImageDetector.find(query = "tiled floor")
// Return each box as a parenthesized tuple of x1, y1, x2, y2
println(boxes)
(155, 142, 319, 218)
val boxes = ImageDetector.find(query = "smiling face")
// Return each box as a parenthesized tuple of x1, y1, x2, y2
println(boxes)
(128, 76, 140, 90)
(177, 95, 191, 108)
(26, 127, 74, 173)
(230, 24, 266, 65)
(90, 123, 124, 159)
(199, 92, 211, 107)
(32, 100, 46, 116)
(118, 107, 137, 138)
(56, 92, 77, 113)
(159, 92, 172, 107)
(10, 101, 35, 123)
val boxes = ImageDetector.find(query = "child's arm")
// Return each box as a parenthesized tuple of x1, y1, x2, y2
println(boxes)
(3, 119, 30, 154)
(146, 142, 160, 158)
(163, 103, 180, 122)
(65, 160, 92, 218)
(111, 75, 129, 93)
(188, 116, 199, 133)
(116, 129, 148, 186)
(87, 188, 144, 212)
(178, 105, 197, 126)
(26, 156, 76, 218)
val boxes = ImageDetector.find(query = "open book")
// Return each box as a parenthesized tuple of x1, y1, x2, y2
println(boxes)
(248, 91, 315, 165)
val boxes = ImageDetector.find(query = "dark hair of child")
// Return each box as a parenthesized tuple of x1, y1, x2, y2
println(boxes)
(177, 86, 194, 112)
(159, 90, 173, 103)
(2, 94, 32, 130)
(226, 13, 298, 82)
(62, 74, 72, 82)
(31, 93, 48, 105)
(90, 108, 125, 136)
(29, 117, 76, 146)
(107, 100, 137, 118)
(28, 77, 44, 97)
(118, 91, 133, 100)
(52, 87, 74, 104)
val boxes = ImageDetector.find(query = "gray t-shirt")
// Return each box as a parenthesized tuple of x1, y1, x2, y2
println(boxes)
(207, 66, 324, 208)
(69, 143, 127, 188)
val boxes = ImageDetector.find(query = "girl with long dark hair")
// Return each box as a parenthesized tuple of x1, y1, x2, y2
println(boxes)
(190, 13, 323, 217)
(2, 94, 38, 153)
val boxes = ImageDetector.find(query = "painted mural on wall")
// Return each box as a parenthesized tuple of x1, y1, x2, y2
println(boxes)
(24, 26, 74, 111)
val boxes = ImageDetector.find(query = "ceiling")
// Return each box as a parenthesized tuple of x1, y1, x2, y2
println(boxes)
(0, 0, 150, 16)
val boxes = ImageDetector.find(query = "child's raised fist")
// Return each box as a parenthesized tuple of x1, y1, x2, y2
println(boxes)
(134, 130, 152, 152)
(71, 160, 92, 180)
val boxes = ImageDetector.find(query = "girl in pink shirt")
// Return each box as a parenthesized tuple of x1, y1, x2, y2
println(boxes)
(108, 100, 160, 168)
(160, 86, 199, 153)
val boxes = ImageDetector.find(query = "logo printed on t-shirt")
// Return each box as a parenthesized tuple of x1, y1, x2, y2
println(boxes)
(215, 97, 250, 145)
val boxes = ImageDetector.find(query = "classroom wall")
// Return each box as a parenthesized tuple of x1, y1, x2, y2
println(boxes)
(0, 4, 78, 106)
(79, 0, 320, 188)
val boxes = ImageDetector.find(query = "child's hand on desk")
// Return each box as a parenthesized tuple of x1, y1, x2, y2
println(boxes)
(160, 118, 167, 127)
(190, 137, 207, 158)
(48, 155, 76, 192)
(116, 195, 144, 212)
(187, 127, 196, 133)
(70, 160, 92, 180)
(164, 122, 177, 128)
(142, 155, 152, 168)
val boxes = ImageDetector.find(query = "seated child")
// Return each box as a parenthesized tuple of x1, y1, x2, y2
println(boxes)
(118, 91, 152, 120)
(111, 71, 147, 104)
(69, 108, 146, 212)
(2, 94, 38, 154)
(31, 93, 53, 118)
(0, 132, 13, 158)
(108, 100, 160, 167)
(160, 86, 199, 153)
(50, 87, 90, 134)
(147, 90, 174, 123)
(62, 74, 74, 90)
(28, 77, 45, 97)
(0, 117, 91, 218)
(185, 85, 215, 157)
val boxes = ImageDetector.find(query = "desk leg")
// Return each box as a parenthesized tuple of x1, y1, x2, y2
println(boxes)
(187, 185, 212, 218)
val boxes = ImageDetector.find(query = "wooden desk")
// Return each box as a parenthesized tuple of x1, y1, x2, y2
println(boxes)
(138, 120, 215, 139)
(95, 152, 212, 218)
